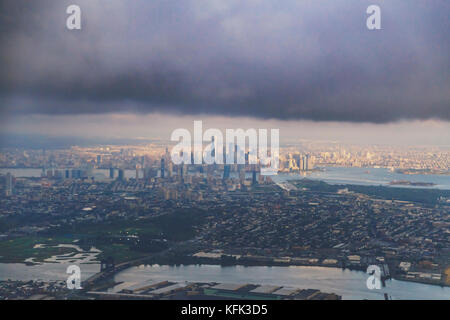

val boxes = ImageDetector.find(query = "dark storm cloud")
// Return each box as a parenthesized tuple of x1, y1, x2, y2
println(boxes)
(0, 0, 449, 123)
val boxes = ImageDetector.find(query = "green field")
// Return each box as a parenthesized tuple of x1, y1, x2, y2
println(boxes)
(0, 209, 208, 264)
(0, 237, 76, 263)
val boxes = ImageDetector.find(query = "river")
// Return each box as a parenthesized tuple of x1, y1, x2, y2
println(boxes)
(0, 263, 100, 283)
(113, 264, 450, 300)
(1, 263, 448, 300)
(273, 167, 450, 190)
(1, 166, 448, 299)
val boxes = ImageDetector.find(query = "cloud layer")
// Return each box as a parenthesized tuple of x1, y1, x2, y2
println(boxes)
(0, 0, 449, 123)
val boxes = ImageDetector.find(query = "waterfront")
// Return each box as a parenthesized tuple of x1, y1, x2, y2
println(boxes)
(1, 165, 449, 299)
(274, 167, 450, 190)
(0, 168, 137, 180)
(113, 264, 450, 300)
(2, 167, 450, 190)
(0, 263, 100, 282)
(0, 261, 449, 299)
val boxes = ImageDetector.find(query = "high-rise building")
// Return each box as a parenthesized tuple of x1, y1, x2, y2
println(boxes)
(239, 167, 245, 184)
(294, 154, 301, 168)
(54, 170, 62, 179)
(223, 164, 231, 180)
(303, 154, 313, 171)
(288, 157, 297, 171)
(109, 168, 115, 179)
(223, 165, 231, 180)
(165, 147, 170, 161)
(97, 155, 102, 166)
(168, 162, 173, 178)
(300, 155, 307, 171)
(144, 167, 155, 180)
(118, 169, 125, 181)
(160, 158, 165, 178)
(222, 145, 227, 164)
(307, 154, 314, 170)
(84, 165, 94, 179)
(71, 169, 81, 179)
(298, 154, 313, 171)
(252, 168, 257, 185)
(5, 172, 13, 196)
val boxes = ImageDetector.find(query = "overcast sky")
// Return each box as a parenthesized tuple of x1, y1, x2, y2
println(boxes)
(0, 1, 449, 145)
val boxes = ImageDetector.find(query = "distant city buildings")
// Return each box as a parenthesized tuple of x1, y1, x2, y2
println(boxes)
(4, 172, 13, 196)
(0, 142, 447, 175)
(118, 169, 125, 181)
(160, 158, 165, 178)
(223, 165, 231, 180)
(282, 153, 314, 173)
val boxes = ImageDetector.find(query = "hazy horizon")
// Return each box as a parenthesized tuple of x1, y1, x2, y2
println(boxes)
(1, 1, 449, 147)
(1, 113, 449, 148)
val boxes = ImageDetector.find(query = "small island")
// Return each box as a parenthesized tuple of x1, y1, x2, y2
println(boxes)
(389, 180, 436, 187)
(395, 169, 450, 176)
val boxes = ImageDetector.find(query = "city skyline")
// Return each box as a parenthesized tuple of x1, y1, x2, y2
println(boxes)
(0, 1, 449, 302)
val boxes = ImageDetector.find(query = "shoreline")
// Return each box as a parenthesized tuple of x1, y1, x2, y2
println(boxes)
(0, 260, 448, 289)
(165, 262, 449, 289)
(126, 254, 450, 289)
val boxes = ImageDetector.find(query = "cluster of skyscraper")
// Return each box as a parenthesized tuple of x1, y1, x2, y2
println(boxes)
(41, 167, 94, 180)
(285, 154, 314, 172)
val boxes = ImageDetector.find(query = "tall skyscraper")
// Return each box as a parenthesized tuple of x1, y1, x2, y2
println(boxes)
(223, 145, 227, 164)
(71, 169, 81, 179)
(84, 165, 94, 179)
(223, 164, 231, 180)
(288, 157, 296, 171)
(300, 155, 306, 171)
(239, 167, 245, 184)
(5, 172, 13, 196)
(165, 147, 170, 160)
(304, 154, 311, 171)
(109, 168, 115, 179)
(161, 158, 165, 178)
(144, 167, 155, 180)
(307, 154, 314, 170)
(118, 169, 125, 181)
(168, 162, 173, 178)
